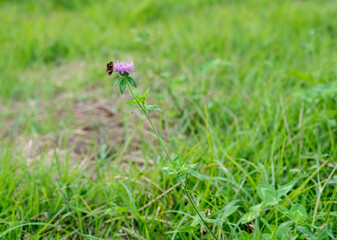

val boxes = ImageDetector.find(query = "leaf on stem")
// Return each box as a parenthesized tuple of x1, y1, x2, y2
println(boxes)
(113, 76, 124, 87)
(127, 76, 137, 88)
(277, 205, 295, 220)
(119, 79, 127, 94)
(328, 175, 337, 184)
(221, 201, 240, 219)
(146, 105, 163, 112)
(240, 203, 263, 223)
(188, 170, 204, 181)
(144, 88, 150, 99)
(257, 184, 278, 206)
(276, 227, 292, 240)
(276, 179, 297, 200)
(126, 99, 137, 105)
(290, 203, 307, 222)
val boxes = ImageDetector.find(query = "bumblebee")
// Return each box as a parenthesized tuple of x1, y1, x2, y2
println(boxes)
(106, 61, 114, 75)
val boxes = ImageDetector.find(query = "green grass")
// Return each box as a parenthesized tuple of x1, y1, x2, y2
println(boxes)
(1, 0, 337, 238)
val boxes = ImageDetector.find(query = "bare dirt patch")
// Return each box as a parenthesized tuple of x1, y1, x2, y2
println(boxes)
(1, 62, 160, 169)
(14, 93, 156, 169)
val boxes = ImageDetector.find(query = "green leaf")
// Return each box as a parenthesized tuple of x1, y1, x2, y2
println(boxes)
(277, 206, 294, 220)
(190, 214, 202, 227)
(125, 100, 137, 105)
(262, 234, 273, 240)
(240, 203, 263, 224)
(276, 227, 292, 240)
(127, 76, 137, 88)
(144, 87, 150, 99)
(112, 76, 124, 87)
(314, 224, 329, 240)
(146, 105, 163, 112)
(187, 163, 198, 169)
(188, 170, 205, 181)
(257, 184, 278, 205)
(290, 204, 307, 222)
(139, 97, 145, 104)
(135, 92, 145, 104)
(161, 165, 176, 175)
(240, 231, 249, 240)
(221, 204, 239, 219)
(176, 173, 185, 183)
(277, 180, 297, 200)
(202, 216, 225, 224)
(328, 175, 337, 184)
(191, 213, 226, 227)
(172, 156, 182, 169)
(295, 225, 315, 240)
(119, 79, 127, 94)
(296, 224, 330, 240)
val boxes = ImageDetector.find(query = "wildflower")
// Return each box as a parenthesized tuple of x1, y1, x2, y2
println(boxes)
(113, 61, 134, 75)
(105, 59, 217, 239)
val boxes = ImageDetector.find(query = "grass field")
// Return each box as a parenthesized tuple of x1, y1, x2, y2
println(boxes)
(1, 0, 337, 239)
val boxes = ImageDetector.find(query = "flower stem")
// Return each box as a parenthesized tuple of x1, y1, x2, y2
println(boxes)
(127, 82, 173, 165)
(184, 175, 218, 240)
(127, 82, 218, 240)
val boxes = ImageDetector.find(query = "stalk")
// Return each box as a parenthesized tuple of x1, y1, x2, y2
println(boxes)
(126, 82, 218, 239)
(184, 176, 219, 240)
(127, 82, 173, 165)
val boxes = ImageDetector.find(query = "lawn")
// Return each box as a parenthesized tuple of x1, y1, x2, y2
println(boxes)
(1, 0, 337, 239)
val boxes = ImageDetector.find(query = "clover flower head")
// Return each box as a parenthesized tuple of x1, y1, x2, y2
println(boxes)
(113, 61, 134, 75)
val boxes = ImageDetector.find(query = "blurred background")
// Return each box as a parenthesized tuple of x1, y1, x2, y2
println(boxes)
(1, 0, 337, 238)
(1, 0, 336, 140)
